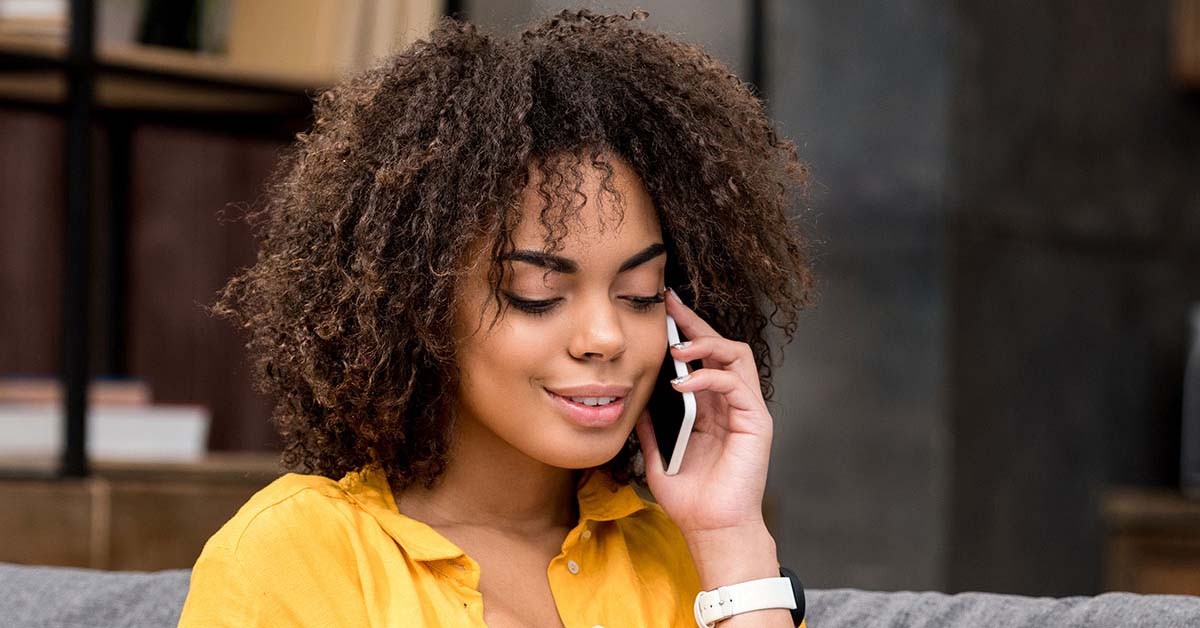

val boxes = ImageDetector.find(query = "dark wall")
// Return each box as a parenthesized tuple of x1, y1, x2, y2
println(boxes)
(949, 0, 1200, 595)
(767, 0, 951, 591)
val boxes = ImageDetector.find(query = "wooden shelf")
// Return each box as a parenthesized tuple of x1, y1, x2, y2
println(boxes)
(0, 451, 288, 570)
(0, 32, 326, 113)
(0, 451, 286, 485)
(1103, 485, 1200, 595)
(1104, 485, 1200, 531)
(1174, 0, 1200, 88)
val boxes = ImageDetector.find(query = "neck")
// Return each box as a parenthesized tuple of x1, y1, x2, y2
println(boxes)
(394, 411, 583, 538)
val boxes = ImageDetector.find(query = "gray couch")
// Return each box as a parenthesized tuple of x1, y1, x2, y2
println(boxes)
(3, 561, 1199, 627)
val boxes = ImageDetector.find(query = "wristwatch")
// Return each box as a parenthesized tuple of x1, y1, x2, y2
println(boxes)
(692, 566, 806, 627)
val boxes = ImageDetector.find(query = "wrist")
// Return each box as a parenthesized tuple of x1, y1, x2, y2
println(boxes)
(684, 524, 780, 591)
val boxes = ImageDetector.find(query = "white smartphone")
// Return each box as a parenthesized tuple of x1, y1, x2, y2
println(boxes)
(646, 312, 699, 475)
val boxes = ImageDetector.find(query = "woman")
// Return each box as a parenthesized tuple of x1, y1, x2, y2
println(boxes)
(178, 8, 816, 628)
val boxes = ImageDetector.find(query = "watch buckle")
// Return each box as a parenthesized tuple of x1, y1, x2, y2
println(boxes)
(716, 587, 736, 619)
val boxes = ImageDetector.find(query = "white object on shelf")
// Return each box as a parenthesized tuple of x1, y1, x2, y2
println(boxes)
(0, 0, 65, 38)
(0, 0, 64, 20)
(0, 402, 210, 462)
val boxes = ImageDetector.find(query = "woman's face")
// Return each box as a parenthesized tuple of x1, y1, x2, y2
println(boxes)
(450, 154, 668, 471)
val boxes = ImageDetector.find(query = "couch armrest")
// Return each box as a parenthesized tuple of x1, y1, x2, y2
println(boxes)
(0, 561, 191, 628)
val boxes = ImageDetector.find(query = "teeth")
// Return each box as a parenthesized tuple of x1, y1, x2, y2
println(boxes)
(568, 396, 617, 406)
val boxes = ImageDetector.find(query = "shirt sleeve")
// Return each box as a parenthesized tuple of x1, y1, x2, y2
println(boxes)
(177, 489, 372, 627)
(176, 538, 253, 627)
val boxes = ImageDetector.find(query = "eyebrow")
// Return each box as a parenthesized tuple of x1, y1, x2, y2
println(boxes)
(498, 242, 666, 274)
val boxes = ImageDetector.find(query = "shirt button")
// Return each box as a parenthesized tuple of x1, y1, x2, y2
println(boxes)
(581, 529, 592, 540)
(566, 560, 580, 574)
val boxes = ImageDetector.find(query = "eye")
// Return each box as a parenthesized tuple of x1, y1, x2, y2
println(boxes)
(501, 292, 666, 317)
(503, 293, 561, 317)
(626, 293, 666, 312)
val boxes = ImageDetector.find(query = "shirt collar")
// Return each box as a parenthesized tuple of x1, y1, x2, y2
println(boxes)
(338, 463, 650, 562)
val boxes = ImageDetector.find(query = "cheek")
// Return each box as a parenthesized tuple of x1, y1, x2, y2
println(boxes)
(635, 317, 668, 361)
(618, 321, 668, 406)
(458, 318, 551, 388)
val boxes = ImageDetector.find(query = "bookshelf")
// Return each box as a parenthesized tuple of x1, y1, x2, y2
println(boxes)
(0, 0, 452, 481)
(0, 31, 316, 112)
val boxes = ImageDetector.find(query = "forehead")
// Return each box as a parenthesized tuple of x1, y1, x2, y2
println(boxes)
(511, 152, 661, 248)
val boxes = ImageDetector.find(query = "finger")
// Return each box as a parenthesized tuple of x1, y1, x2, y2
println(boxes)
(665, 287, 721, 341)
(670, 336, 762, 403)
(671, 368, 768, 427)
(634, 408, 664, 478)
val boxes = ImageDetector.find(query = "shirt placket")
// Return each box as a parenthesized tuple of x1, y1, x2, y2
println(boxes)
(548, 520, 612, 628)
(441, 556, 487, 626)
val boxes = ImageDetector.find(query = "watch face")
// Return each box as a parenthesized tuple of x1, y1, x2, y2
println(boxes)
(779, 566, 806, 623)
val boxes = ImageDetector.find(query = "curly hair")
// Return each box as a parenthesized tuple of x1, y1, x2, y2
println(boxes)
(209, 8, 820, 495)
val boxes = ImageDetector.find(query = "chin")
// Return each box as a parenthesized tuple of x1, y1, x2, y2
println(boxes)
(537, 436, 630, 470)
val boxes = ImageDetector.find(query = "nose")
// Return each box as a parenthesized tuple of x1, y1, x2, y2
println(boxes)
(568, 294, 627, 361)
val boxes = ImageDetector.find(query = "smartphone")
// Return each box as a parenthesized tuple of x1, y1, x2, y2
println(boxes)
(646, 312, 702, 475)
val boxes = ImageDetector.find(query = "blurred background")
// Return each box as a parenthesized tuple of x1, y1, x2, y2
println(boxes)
(2, 0, 1199, 598)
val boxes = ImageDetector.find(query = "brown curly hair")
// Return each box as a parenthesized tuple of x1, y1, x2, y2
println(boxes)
(209, 8, 820, 495)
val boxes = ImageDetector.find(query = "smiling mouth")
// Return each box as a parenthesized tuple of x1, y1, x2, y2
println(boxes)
(546, 390, 624, 405)
(544, 387, 626, 427)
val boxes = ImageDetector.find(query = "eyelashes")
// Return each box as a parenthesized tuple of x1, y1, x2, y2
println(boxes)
(502, 292, 665, 317)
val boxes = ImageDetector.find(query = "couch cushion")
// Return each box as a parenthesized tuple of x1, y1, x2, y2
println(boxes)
(3, 561, 1200, 627)
(808, 587, 1200, 627)
(0, 562, 190, 628)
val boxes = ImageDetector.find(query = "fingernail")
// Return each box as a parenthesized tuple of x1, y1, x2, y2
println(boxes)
(670, 373, 690, 385)
(670, 341, 691, 350)
(667, 287, 682, 304)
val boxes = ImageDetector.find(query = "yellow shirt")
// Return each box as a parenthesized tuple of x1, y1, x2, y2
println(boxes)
(178, 463, 806, 627)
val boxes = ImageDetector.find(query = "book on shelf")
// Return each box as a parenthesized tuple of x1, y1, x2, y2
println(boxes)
(0, 0, 66, 38)
(0, 402, 211, 463)
(0, 0, 445, 88)
(364, 0, 443, 64)
(223, 0, 443, 84)
(0, 0, 171, 46)
(0, 375, 209, 464)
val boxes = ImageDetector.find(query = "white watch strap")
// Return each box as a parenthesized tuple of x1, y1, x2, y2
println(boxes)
(692, 576, 797, 627)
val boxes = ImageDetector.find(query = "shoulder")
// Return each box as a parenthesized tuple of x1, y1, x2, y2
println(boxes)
(179, 473, 374, 626)
(203, 472, 355, 557)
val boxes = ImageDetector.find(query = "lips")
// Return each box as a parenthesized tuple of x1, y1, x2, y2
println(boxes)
(544, 384, 633, 398)
(544, 387, 626, 428)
